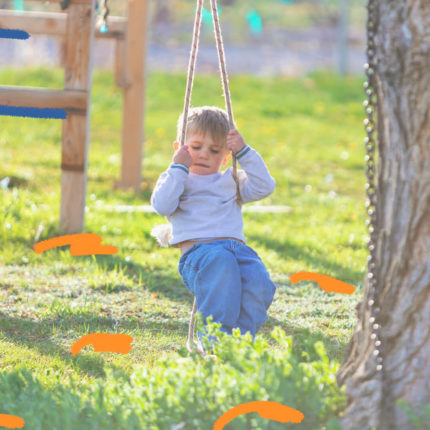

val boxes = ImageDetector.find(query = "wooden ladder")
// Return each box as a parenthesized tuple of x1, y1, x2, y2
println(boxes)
(0, 0, 95, 233)
(0, 0, 149, 233)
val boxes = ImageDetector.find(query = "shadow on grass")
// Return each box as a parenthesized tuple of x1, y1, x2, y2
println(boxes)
(248, 233, 364, 284)
(0, 310, 190, 380)
(91, 253, 194, 304)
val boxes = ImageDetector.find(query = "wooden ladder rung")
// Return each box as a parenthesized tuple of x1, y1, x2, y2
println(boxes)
(0, 86, 87, 112)
(0, 10, 126, 39)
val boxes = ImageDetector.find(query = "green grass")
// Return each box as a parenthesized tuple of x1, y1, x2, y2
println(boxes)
(0, 67, 367, 427)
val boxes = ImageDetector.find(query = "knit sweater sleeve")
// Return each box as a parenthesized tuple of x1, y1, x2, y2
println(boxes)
(234, 145, 276, 203)
(150, 163, 189, 216)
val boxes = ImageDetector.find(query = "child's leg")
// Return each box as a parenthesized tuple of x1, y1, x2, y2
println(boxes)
(234, 244, 277, 336)
(178, 241, 242, 333)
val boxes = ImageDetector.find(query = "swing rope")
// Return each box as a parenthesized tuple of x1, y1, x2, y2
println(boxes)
(181, 0, 239, 353)
(209, 0, 241, 206)
(180, 0, 203, 150)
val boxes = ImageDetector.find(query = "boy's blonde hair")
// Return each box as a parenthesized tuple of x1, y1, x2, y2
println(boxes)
(177, 106, 231, 147)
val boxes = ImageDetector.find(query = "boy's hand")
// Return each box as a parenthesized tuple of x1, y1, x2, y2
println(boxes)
(226, 129, 246, 155)
(173, 142, 193, 168)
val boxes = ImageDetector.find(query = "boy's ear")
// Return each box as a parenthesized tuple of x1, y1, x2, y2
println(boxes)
(173, 141, 179, 151)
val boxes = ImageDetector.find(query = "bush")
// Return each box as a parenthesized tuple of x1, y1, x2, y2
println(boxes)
(0, 321, 346, 429)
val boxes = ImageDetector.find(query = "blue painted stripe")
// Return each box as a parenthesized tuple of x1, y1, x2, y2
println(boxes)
(0, 105, 67, 119)
(0, 28, 30, 40)
(171, 164, 189, 174)
(236, 145, 251, 159)
(235, 145, 249, 158)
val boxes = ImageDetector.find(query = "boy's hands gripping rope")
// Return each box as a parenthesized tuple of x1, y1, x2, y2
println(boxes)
(226, 130, 246, 155)
(173, 142, 193, 168)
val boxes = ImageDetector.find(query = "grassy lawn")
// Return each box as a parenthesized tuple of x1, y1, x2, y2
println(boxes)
(0, 68, 367, 427)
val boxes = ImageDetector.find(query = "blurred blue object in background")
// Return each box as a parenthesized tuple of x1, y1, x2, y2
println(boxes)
(13, 0, 24, 11)
(246, 9, 262, 35)
(202, 5, 222, 26)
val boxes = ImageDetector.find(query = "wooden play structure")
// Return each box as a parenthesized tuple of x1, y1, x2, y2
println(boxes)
(0, 0, 148, 233)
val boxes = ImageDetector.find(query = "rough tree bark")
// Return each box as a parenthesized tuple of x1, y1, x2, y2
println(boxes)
(336, 1, 430, 429)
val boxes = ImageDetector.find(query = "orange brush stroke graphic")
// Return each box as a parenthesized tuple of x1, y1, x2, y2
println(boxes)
(34, 233, 118, 256)
(71, 333, 133, 356)
(290, 271, 355, 294)
(213, 401, 304, 430)
(0, 414, 25, 429)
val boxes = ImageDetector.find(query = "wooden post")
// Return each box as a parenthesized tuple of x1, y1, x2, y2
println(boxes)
(0, 10, 126, 39)
(114, 38, 126, 88)
(118, 0, 148, 191)
(60, 0, 95, 234)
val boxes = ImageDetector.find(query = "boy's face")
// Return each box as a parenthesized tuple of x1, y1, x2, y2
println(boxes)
(182, 132, 231, 175)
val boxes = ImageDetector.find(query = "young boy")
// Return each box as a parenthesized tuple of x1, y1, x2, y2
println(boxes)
(150, 106, 277, 337)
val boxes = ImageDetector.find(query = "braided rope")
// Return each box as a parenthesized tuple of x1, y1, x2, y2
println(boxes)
(184, 0, 240, 354)
(182, 0, 204, 354)
(209, 0, 234, 128)
(209, 0, 241, 206)
(187, 298, 199, 352)
(180, 0, 204, 148)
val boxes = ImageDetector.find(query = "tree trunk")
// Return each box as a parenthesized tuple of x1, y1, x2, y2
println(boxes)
(336, 1, 430, 429)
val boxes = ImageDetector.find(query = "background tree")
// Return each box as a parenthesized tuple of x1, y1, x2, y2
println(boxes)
(337, 1, 430, 429)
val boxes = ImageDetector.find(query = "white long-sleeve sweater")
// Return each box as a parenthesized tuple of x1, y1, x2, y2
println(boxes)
(150, 144, 276, 246)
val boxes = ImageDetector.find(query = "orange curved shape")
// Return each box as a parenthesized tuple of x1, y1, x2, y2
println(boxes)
(71, 333, 133, 356)
(213, 401, 304, 430)
(289, 271, 355, 295)
(34, 233, 118, 256)
(0, 414, 25, 429)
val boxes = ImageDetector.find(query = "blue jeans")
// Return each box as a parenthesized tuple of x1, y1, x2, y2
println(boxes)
(178, 239, 276, 337)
